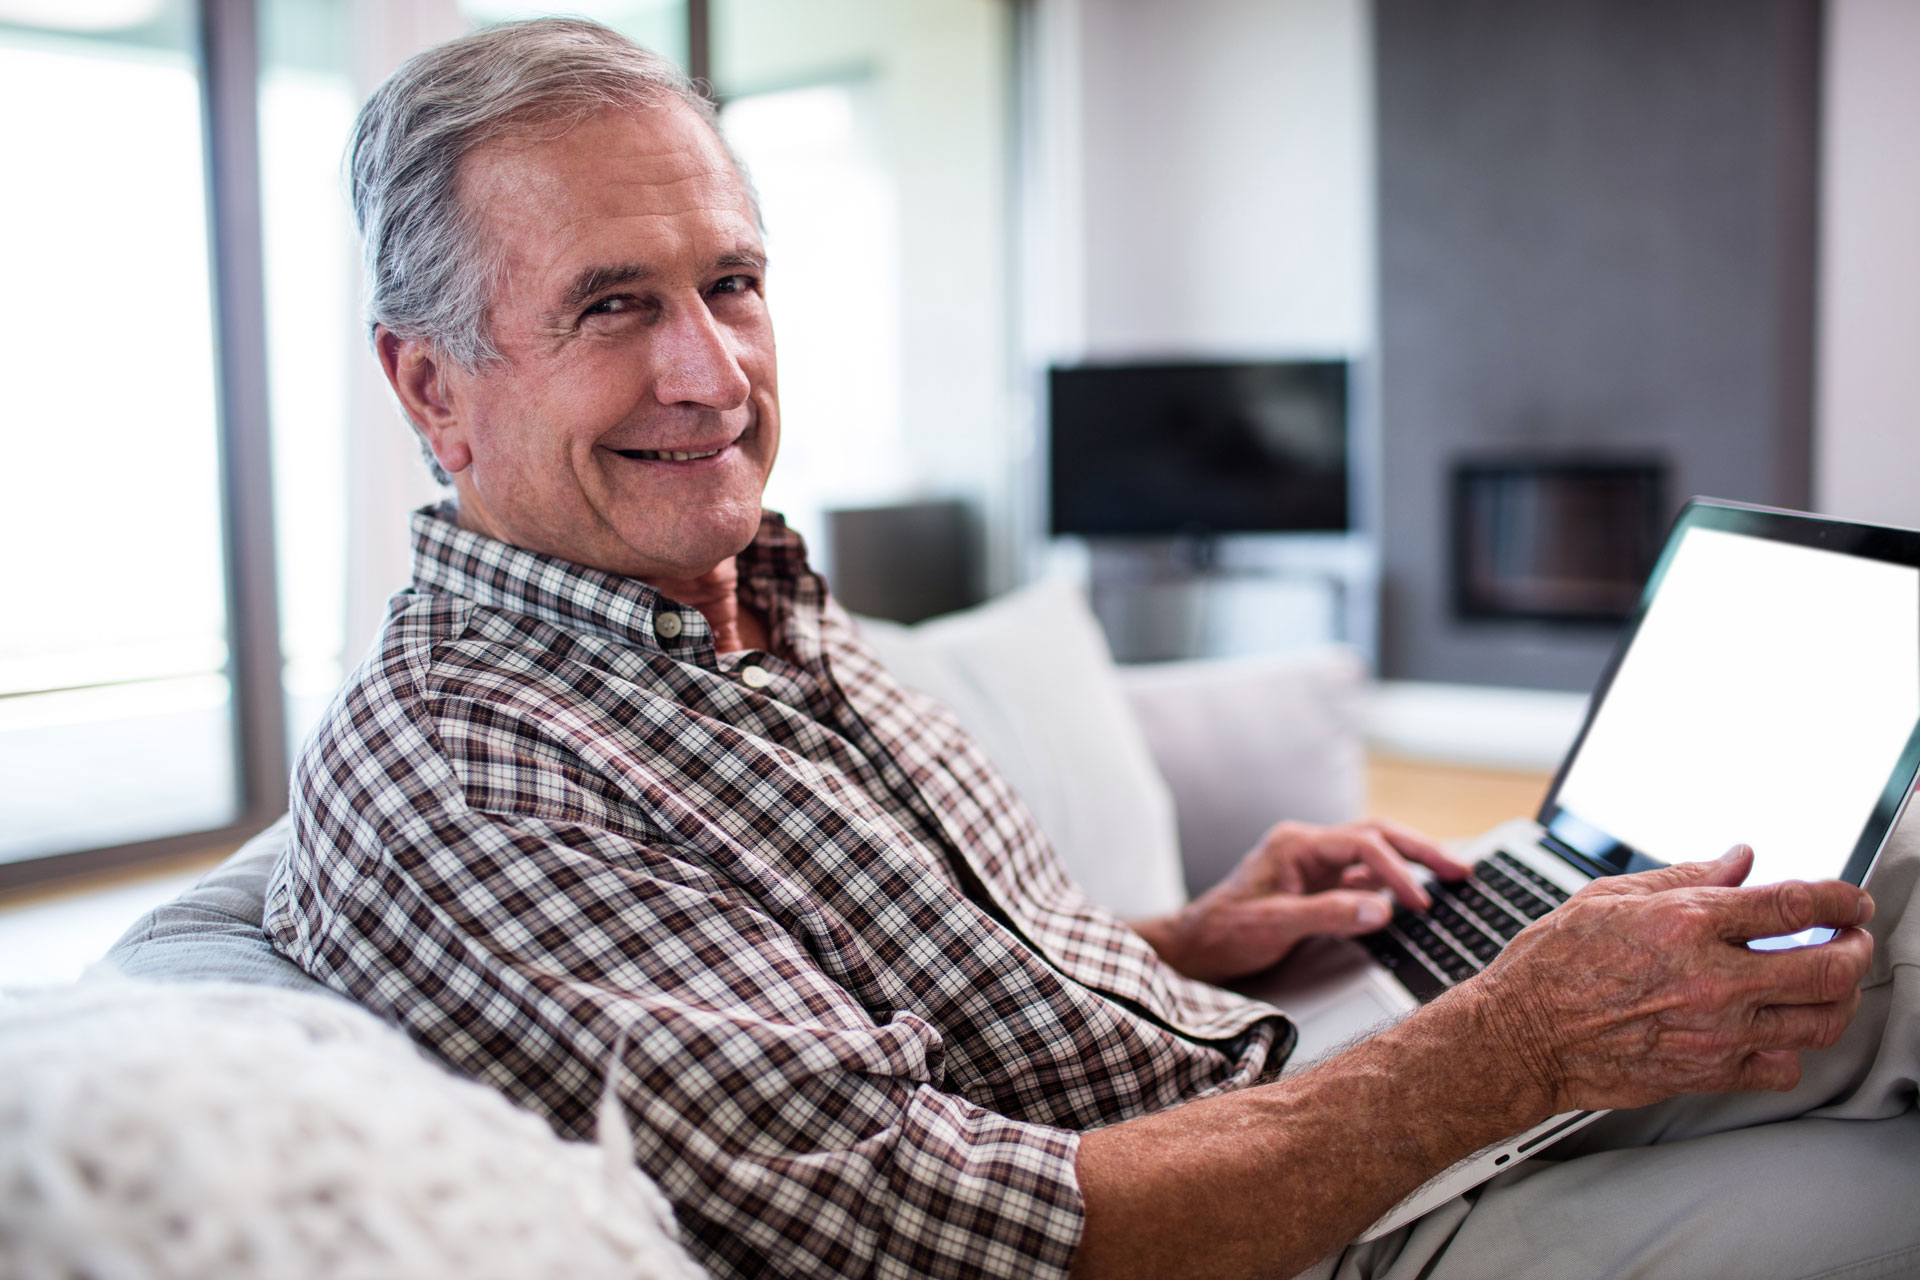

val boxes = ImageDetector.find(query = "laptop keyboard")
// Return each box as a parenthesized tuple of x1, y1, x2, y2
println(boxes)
(1360, 850, 1573, 1002)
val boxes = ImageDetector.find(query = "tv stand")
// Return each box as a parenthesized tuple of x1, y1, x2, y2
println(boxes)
(1080, 533, 1377, 667)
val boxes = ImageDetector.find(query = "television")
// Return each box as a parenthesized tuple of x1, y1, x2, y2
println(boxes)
(1452, 457, 1668, 624)
(1048, 359, 1351, 538)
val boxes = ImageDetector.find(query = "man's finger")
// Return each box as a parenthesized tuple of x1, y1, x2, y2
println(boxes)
(1340, 864, 1385, 890)
(1733, 1048, 1803, 1093)
(1732, 927, 1873, 1004)
(1617, 844, 1755, 896)
(1338, 830, 1431, 910)
(1748, 991, 1862, 1052)
(1244, 890, 1393, 938)
(1695, 880, 1873, 942)
(1371, 818, 1471, 880)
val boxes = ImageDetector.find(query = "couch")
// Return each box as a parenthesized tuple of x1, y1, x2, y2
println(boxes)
(4, 581, 1366, 1278)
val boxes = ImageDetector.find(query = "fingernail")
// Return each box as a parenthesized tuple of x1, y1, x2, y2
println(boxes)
(1357, 898, 1389, 928)
(1720, 844, 1750, 862)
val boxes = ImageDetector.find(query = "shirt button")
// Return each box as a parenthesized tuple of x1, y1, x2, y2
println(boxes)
(740, 664, 771, 689)
(654, 612, 683, 639)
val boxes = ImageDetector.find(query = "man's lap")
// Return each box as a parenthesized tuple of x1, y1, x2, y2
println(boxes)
(1332, 1108, 1920, 1279)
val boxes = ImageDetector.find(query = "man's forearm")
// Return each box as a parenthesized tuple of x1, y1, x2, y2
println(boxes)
(1070, 984, 1547, 1280)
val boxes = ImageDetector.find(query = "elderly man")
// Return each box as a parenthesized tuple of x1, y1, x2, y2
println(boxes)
(268, 17, 1920, 1280)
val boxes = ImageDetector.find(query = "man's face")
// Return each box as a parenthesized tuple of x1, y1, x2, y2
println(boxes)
(419, 101, 777, 583)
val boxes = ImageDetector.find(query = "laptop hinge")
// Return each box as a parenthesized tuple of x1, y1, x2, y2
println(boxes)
(1540, 833, 1621, 880)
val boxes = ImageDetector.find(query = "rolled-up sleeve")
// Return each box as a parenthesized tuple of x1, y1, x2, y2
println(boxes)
(615, 1016, 1084, 1277)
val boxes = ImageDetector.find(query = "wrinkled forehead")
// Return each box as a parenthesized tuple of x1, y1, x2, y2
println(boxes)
(457, 100, 759, 264)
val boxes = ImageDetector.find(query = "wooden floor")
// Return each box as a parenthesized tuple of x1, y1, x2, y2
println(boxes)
(1365, 754, 1554, 842)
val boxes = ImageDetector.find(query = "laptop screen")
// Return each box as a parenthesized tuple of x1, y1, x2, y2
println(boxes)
(1546, 512, 1920, 911)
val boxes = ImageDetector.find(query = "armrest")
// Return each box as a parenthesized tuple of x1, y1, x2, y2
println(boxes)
(102, 815, 337, 997)
(1119, 647, 1366, 896)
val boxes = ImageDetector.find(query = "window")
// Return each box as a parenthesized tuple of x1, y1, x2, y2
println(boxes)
(713, 0, 1016, 578)
(724, 82, 907, 542)
(0, 2, 242, 869)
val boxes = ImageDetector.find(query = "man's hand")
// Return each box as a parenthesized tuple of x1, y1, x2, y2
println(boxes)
(1134, 818, 1471, 984)
(1076, 843, 1879, 1279)
(1467, 844, 1876, 1116)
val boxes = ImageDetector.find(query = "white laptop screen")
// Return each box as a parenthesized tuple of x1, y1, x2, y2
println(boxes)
(1553, 525, 1920, 898)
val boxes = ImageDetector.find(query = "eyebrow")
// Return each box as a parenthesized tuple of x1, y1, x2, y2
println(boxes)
(554, 247, 769, 313)
(715, 248, 768, 274)
(558, 262, 653, 312)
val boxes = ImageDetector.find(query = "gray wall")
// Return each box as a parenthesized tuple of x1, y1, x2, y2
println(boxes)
(1376, 0, 1819, 690)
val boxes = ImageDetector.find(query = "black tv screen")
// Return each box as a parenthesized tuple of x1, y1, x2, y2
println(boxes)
(1048, 359, 1351, 537)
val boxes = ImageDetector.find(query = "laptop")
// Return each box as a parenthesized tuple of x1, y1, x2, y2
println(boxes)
(1247, 498, 1920, 1241)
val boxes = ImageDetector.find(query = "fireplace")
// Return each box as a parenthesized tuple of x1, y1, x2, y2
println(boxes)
(1452, 458, 1669, 625)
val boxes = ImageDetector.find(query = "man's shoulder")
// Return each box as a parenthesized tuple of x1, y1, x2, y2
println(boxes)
(330, 584, 626, 718)
(290, 591, 472, 829)
(316, 589, 481, 738)
(294, 585, 676, 829)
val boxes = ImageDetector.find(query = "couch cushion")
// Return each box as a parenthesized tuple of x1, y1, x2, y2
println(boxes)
(857, 579, 1187, 919)
(103, 817, 332, 996)
(1119, 647, 1367, 896)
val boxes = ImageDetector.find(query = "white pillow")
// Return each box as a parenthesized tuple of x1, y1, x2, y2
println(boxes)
(0, 978, 707, 1280)
(857, 579, 1187, 919)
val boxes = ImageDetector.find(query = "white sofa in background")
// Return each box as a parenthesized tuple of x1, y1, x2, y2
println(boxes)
(5, 581, 1366, 1278)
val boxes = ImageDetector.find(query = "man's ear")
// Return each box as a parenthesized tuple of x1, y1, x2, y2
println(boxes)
(376, 326, 474, 476)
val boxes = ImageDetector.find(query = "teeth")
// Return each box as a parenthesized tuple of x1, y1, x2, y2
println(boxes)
(621, 447, 723, 461)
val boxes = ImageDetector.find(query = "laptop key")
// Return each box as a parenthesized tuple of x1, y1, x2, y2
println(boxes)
(1427, 912, 1498, 965)
(1430, 899, 1493, 945)
(1518, 868, 1571, 905)
(1361, 931, 1449, 1002)
(1490, 852, 1572, 906)
(1395, 915, 1480, 981)
(1457, 931, 1500, 964)
(1477, 866, 1558, 921)
(1454, 885, 1529, 939)
(1394, 955, 1450, 1001)
(1435, 951, 1475, 982)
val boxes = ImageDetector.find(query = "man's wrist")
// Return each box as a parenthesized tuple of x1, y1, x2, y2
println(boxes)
(1127, 910, 1193, 974)
(1418, 976, 1563, 1131)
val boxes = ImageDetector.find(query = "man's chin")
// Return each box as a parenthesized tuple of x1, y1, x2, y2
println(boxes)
(613, 503, 767, 581)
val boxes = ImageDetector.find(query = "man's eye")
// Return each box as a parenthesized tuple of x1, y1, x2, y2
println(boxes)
(584, 295, 636, 317)
(710, 274, 759, 297)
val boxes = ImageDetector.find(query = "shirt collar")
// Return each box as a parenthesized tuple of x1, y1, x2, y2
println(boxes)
(407, 503, 813, 651)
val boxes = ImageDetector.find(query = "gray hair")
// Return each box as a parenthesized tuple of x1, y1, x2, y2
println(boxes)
(348, 17, 756, 482)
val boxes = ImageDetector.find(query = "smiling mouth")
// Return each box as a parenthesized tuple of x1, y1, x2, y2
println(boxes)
(611, 446, 726, 462)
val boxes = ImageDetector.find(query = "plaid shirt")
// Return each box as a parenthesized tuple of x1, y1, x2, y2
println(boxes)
(266, 506, 1289, 1279)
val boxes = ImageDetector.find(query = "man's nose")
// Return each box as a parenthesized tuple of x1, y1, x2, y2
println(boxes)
(652, 299, 751, 409)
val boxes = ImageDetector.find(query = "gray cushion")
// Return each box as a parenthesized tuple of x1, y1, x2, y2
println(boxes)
(102, 817, 335, 997)
(1119, 647, 1366, 895)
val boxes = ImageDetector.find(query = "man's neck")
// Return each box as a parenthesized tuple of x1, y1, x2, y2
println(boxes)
(644, 556, 770, 654)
